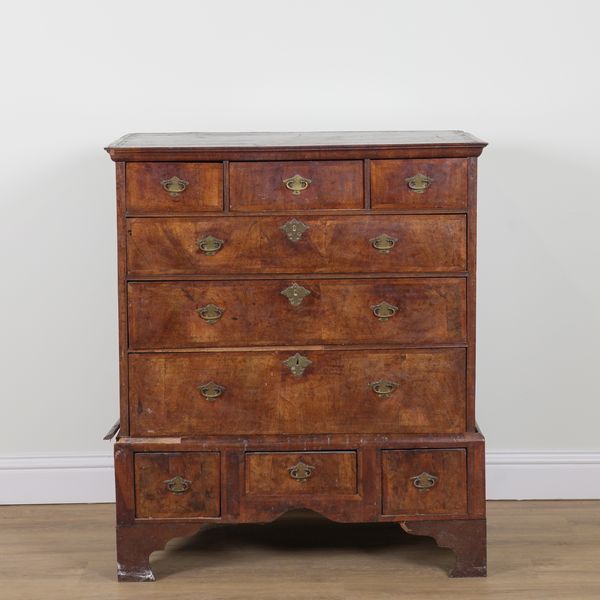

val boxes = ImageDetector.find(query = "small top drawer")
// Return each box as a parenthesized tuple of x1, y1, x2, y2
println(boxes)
(229, 161, 363, 211)
(126, 162, 223, 214)
(371, 159, 467, 210)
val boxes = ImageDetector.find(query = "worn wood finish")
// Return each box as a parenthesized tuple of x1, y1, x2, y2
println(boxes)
(134, 452, 220, 519)
(106, 130, 487, 162)
(229, 161, 363, 211)
(382, 449, 468, 516)
(127, 278, 466, 349)
(371, 159, 468, 210)
(245, 452, 358, 496)
(115, 163, 130, 436)
(127, 214, 467, 276)
(107, 130, 487, 581)
(126, 162, 223, 214)
(466, 157, 478, 430)
(401, 519, 487, 577)
(117, 522, 210, 581)
(129, 349, 466, 436)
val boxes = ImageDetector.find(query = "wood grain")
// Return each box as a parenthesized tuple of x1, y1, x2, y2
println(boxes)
(134, 452, 220, 519)
(371, 159, 468, 210)
(126, 162, 223, 214)
(382, 449, 468, 516)
(127, 278, 467, 349)
(126, 214, 467, 276)
(245, 452, 358, 496)
(229, 161, 363, 211)
(128, 348, 467, 436)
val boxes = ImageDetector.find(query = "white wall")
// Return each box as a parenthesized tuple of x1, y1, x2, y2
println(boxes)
(1, 0, 599, 501)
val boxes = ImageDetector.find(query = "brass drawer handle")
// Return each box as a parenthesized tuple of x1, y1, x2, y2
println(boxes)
(369, 379, 398, 398)
(283, 353, 312, 377)
(281, 283, 311, 307)
(283, 174, 312, 195)
(371, 301, 398, 321)
(280, 218, 309, 242)
(371, 233, 398, 253)
(161, 175, 189, 197)
(197, 303, 224, 324)
(410, 472, 439, 491)
(197, 235, 224, 256)
(288, 461, 315, 482)
(406, 173, 432, 193)
(164, 475, 192, 494)
(198, 381, 225, 401)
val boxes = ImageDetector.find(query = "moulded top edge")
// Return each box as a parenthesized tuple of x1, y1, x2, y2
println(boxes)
(105, 130, 487, 157)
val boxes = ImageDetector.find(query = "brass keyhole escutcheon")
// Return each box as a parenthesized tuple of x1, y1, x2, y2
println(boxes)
(161, 175, 189, 197)
(288, 461, 315, 482)
(283, 353, 312, 377)
(405, 173, 432, 193)
(283, 174, 312, 195)
(410, 472, 438, 491)
(281, 283, 311, 307)
(371, 301, 398, 321)
(371, 233, 398, 253)
(280, 218, 309, 242)
(164, 475, 192, 494)
(197, 235, 224, 256)
(198, 381, 225, 401)
(369, 379, 398, 398)
(197, 304, 224, 324)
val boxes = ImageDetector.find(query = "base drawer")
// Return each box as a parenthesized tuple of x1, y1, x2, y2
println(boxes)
(382, 449, 467, 516)
(245, 451, 358, 496)
(134, 452, 220, 519)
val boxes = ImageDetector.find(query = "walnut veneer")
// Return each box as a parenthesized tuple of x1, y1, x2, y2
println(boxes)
(106, 130, 487, 581)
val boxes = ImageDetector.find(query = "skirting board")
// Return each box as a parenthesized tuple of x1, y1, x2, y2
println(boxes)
(0, 451, 599, 504)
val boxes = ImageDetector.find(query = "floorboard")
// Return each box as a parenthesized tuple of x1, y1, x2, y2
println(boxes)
(0, 501, 598, 599)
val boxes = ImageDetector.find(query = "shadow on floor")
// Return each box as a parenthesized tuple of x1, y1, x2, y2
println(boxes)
(150, 511, 453, 578)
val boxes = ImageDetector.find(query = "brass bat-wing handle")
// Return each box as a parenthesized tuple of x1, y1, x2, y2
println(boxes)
(164, 475, 192, 494)
(198, 381, 225, 401)
(410, 472, 439, 491)
(283, 174, 312, 195)
(197, 304, 224, 324)
(288, 461, 315, 482)
(197, 235, 224, 256)
(405, 173, 432, 193)
(161, 175, 189, 197)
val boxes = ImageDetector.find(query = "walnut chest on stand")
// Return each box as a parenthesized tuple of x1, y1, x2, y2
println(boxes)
(105, 131, 487, 581)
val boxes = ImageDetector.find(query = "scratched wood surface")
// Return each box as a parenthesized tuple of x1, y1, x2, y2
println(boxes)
(0, 501, 598, 599)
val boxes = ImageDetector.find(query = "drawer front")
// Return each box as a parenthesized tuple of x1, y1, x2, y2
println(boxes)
(126, 162, 223, 214)
(229, 161, 363, 211)
(134, 452, 220, 518)
(127, 215, 466, 276)
(245, 452, 357, 496)
(128, 278, 466, 349)
(371, 159, 467, 210)
(382, 449, 467, 516)
(129, 349, 466, 436)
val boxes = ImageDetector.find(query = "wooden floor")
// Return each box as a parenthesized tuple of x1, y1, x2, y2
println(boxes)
(0, 501, 599, 599)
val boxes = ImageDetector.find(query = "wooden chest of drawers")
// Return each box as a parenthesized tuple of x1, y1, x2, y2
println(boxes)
(106, 131, 487, 581)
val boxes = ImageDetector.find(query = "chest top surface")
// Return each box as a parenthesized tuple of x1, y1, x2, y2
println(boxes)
(106, 130, 486, 161)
